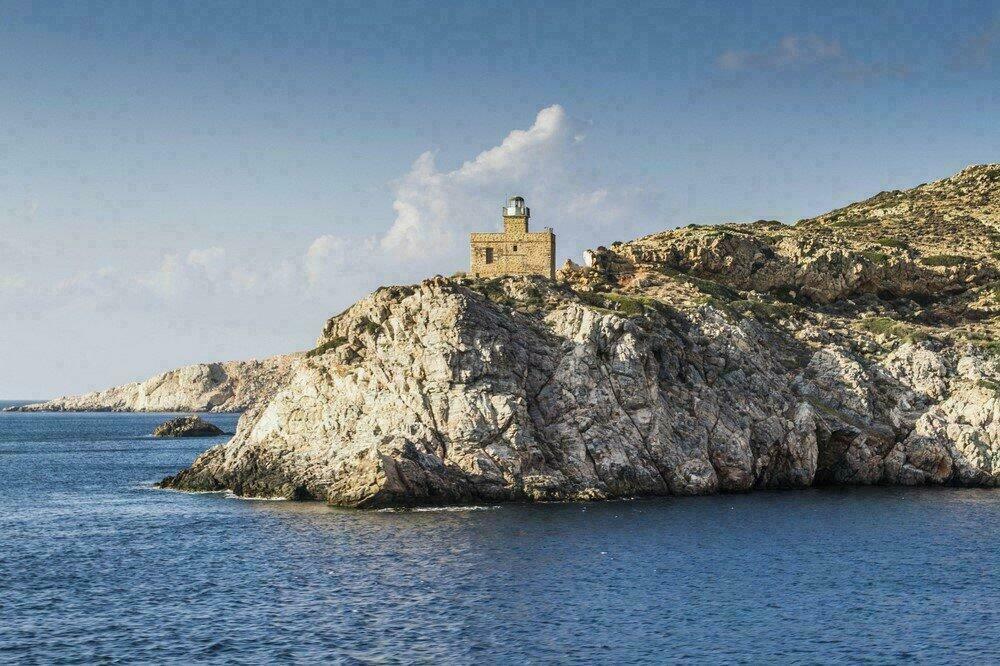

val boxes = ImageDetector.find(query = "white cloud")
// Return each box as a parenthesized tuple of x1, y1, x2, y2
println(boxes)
(305, 234, 350, 286)
(451, 104, 569, 183)
(380, 104, 572, 260)
(718, 35, 843, 71)
(54, 267, 122, 296)
(716, 35, 907, 80)
(297, 104, 662, 288)
(42, 247, 270, 306)
(186, 247, 226, 268)
(142, 254, 186, 298)
(300, 105, 577, 281)
(567, 188, 609, 212)
(305, 102, 566, 278)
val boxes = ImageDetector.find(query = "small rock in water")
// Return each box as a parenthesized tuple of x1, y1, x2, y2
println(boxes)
(152, 416, 225, 438)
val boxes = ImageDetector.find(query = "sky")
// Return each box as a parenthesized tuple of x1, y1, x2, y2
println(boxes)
(2, 0, 999, 398)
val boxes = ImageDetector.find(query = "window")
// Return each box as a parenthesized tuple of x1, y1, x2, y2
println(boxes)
(512, 245, 518, 251)
(485, 248, 494, 264)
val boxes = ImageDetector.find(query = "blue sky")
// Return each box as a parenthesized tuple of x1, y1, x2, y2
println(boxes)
(2, 0, 998, 397)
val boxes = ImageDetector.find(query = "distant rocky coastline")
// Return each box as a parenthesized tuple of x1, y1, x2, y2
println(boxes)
(159, 164, 1000, 507)
(6, 355, 301, 414)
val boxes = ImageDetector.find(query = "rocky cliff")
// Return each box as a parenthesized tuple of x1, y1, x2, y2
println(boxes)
(11, 355, 301, 413)
(161, 164, 1000, 506)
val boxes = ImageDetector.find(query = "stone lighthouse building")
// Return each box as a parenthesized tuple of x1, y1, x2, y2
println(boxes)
(470, 196, 556, 279)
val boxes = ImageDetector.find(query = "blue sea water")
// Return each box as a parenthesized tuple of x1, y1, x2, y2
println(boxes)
(1, 401, 998, 664)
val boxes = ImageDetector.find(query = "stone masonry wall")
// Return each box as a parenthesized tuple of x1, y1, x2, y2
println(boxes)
(470, 227, 555, 279)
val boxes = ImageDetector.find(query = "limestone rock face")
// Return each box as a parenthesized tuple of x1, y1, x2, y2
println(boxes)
(160, 280, 821, 504)
(152, 416, 226, 438)
(159, 277, 998, 505)
(886, 349, 1000, 486)
(9, 355, 301, 413)
(158, 164, 999, 506)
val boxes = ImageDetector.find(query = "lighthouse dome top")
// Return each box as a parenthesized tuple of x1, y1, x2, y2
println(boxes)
(503, 196, 529, 217)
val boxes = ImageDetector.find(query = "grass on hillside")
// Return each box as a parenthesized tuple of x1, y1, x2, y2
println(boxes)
(920, 254, 972, 267)
(859, 317, 928, 343)
(875, 237, 909, 250)
(306, 337, 348, 358)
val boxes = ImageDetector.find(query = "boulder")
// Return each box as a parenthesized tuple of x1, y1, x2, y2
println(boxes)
(153, 416, 226, 438)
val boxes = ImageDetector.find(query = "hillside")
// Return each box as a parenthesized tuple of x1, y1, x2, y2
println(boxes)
(10, 355, 302, 413)
(158, 164, 999, 506)
(578, 164, 999, 345)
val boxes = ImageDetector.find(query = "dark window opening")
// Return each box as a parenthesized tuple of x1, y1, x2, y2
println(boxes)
(485, 248, 494, 264)
(512, 245, 518, 251)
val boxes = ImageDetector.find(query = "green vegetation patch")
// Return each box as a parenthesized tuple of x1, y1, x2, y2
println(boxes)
(920, 254, 971, 268)
(976, 379, 1000, 394)
(306, 337, 348, 358)
(862, 250, 890, 265)
(688, 276, 740, 302)
(875, 237, 909, 250)
(467, 278, 510, 304)
(718, 225, 755, 236)
(576, 291, 667, 318)
(859, 317, 927, 343)
(602, 292, 661, 317)
(730, 299, 799, 322)
(518, 286, 547, 310)
(575, 290, 614, 314)
(660, 267, 740, 303)
(359, 317, 381, 337)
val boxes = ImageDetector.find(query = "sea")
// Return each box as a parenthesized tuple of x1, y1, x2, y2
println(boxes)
(1, 400, 998, 664)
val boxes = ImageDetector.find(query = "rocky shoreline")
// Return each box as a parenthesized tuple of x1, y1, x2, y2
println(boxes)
(159, 166, 1000, 507)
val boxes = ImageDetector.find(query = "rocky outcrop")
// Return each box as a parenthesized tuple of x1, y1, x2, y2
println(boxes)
(160, 165, 1000, 506)
(160, 282, 998, 505)
(153, 416, 226, 438)
(9, 355, 301, 413)
(587, 164, 1000, 305)
(885, 348, 999, 486)
(161, 279, 817, 504)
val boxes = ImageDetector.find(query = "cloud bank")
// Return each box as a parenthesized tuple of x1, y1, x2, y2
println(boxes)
(4, 104, 657, 312)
